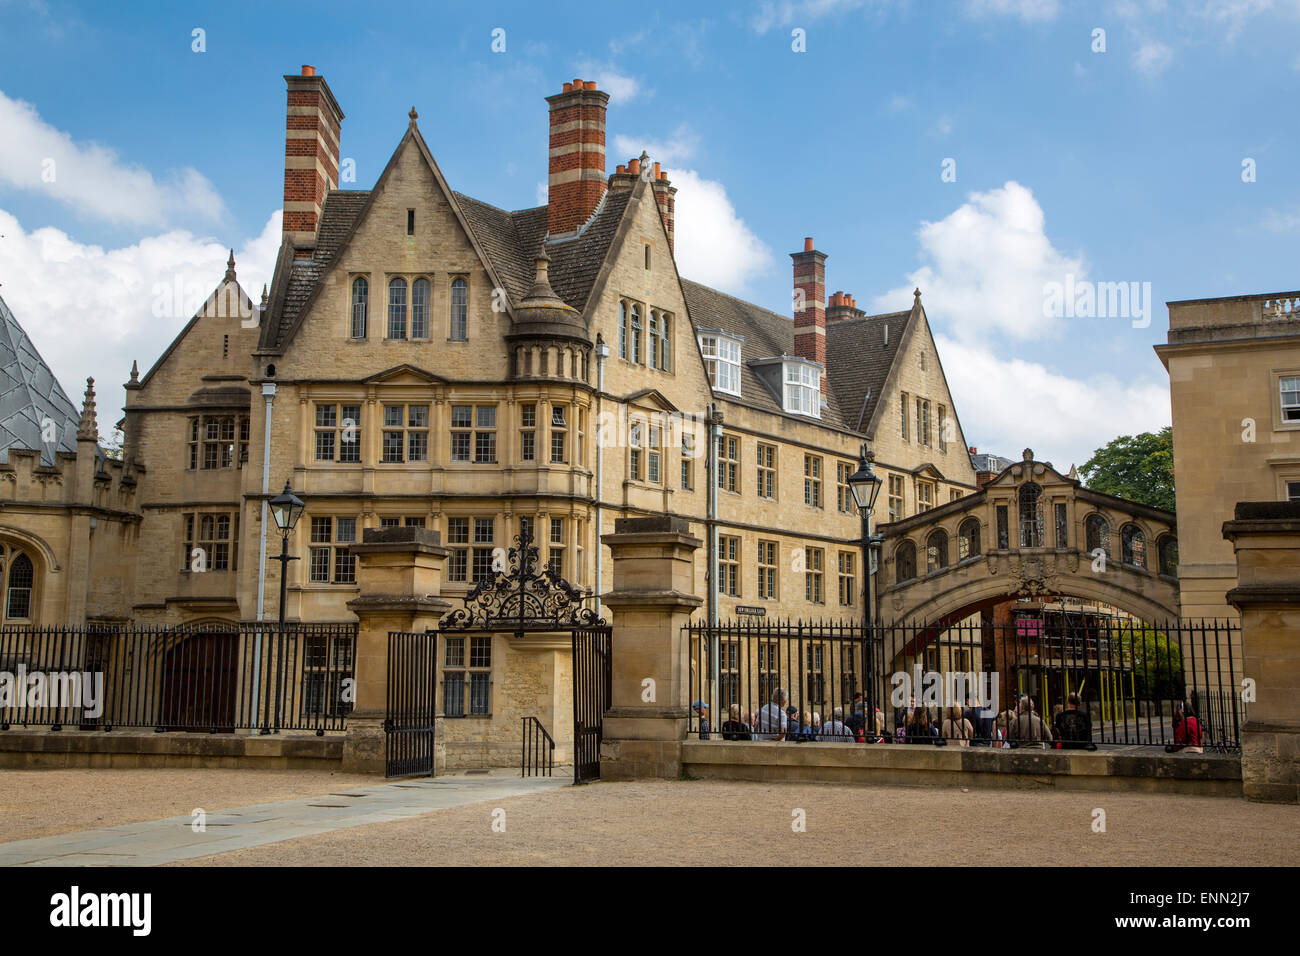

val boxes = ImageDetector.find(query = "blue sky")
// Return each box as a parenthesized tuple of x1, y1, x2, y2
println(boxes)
(1, 0, 1297, 468)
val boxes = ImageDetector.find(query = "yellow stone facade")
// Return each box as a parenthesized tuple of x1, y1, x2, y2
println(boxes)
(1156, 292, 1300, 620)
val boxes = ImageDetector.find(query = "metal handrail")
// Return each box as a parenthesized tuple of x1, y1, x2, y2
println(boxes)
(521, 715, 554, 777)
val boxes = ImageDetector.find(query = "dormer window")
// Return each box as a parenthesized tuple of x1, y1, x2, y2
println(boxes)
(699, 333, 742, 396)
(783, 362, 820, 417)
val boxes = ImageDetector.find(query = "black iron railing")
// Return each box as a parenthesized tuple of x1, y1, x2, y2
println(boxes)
(521, 716, 554, 777)
(685, 616, 1242, 752)
(0, 622, 357, 734)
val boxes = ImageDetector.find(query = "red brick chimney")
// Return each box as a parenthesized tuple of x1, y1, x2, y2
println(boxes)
(283, 65, 344, 256)
(791, 238, 827, 390)
(651, 163, 677, 255)
(546, 79, 609, 237)
(827, 291, 863, 323)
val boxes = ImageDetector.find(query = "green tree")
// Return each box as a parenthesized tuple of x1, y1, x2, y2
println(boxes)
(1128, 625, 1185, 702)
(1080, 426, 1174, 512)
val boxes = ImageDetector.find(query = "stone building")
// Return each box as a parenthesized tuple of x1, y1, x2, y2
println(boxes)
(0, 295, 138, 627)
(6, 68, 981, 764)
(115, 66, 976, 634)
(1156, 290, 1300, 619)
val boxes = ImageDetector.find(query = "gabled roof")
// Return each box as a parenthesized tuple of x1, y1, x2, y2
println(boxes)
(260, 122, 635, 356)
(0, 294, 81, 464)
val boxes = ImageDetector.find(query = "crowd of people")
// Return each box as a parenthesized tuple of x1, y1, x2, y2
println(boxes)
(690, 691, 1205, 752)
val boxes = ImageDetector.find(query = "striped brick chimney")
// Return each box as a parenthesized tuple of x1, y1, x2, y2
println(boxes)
(283, 65, 344, 255)
(650, 161, 677, 255)
(546, 79, 609, 237)
(791, 238, 827, 389)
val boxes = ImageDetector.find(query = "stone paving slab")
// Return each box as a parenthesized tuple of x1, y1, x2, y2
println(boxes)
(0, 769, 569, 867)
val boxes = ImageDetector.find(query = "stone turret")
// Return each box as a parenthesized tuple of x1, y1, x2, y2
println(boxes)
(506, 246, 592, 381)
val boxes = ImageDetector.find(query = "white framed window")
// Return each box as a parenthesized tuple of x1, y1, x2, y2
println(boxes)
(700, 334, 742, 396)
(1282, 376, 1300, 423)
(784, 362, 820, 417)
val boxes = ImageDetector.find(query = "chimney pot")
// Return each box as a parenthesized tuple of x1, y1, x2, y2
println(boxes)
(629, 158, 640, 175)
(804, 237, 814, 252)
(583, 80, 597, 90)
(562, 82, 573, 92)
(301, 65, 315, 76)
(573, 77, 583, 87)
(653, 162, 661, 178)
(616, 164, 626, 174)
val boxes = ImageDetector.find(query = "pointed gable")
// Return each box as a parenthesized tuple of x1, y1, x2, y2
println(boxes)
(0, 295, 81, 464)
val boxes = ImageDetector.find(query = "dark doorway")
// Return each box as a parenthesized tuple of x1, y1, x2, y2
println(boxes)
(160, 630, 237, 732)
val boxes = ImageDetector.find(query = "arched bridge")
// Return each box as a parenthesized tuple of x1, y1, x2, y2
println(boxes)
(876, 449, 1180, 625)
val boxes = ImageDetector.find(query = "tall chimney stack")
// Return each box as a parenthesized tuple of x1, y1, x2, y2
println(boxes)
(546, 79, 609, 237)
(283, 65, 344, 255)
(791, 238, 827, 389)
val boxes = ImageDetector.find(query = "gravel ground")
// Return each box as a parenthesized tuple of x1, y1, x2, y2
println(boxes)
(181, 779, 1300, 867)
(0, 768, 376, 842)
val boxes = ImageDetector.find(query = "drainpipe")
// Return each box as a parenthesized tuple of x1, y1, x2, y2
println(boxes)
(594, 335, 609, 616)
(253, 380, 276, 727)
(707, 405, 721, 723)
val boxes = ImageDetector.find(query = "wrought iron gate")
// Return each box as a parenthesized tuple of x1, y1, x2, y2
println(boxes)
(572, 625, 612, 784)
(385, 630, 438, 777)
(437, 524, 610, 783)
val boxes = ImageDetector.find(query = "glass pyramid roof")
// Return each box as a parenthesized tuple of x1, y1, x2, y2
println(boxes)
(0, 294, 81, 465)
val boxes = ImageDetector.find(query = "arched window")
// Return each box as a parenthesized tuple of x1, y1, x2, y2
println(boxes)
(387, 278, 407, 339)
(1018, 482, 1043, 548)
(1085, 514, 1110, 557)
(411, 278, 430, 338)
(450, 278, 468, 341)
(1121, 524, 1146, 568)
(5, 551, 34, 621)
(926, 530, 949, 573)
(1158, 535, 1179, 577)
(618, 301, 628, 359)
(958, 518, 981, 560)
(895, 541, 917, 584)
(350, 277, 368, 338)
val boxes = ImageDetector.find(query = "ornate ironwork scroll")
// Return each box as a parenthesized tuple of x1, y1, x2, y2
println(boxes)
(440, 525, 605, 632)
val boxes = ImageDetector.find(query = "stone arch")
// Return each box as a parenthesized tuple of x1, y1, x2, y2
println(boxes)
(1120, 522, 1148, 569)
(958, 518, 981, 561)
(925, 529, 949, 573)
(895, 540, 916, 584)
(1157, 534, 1179, 578)
(1084, 513, 1111, 557)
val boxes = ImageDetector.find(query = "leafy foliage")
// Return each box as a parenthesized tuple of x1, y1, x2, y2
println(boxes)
(1080, 426, 1174, 512)
(1128, 626, 1185, 701)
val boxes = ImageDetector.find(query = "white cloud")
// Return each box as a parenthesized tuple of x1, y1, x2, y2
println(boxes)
(1133, 39, 1174, 77)
(670, 169, 774, 293)
(937, 335, 1170, 470)
(750, 0, 867, 35)
(964, 0, 1060, 21)
(574, 64, 646, 104)
(535, 182, 548, 206)
(0, 207, 279, 434)
(1262, 207, 1300, 232)
(612, 124, 700, 166)
(871, 181, 1086, 342)
(0, 90, 226, 227)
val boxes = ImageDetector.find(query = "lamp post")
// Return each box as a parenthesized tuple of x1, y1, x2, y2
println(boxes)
(846, 445, 883, 723)
(265, 480, 305, 733)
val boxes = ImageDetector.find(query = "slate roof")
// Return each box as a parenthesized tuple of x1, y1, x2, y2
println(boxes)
(0, 294, 81, 465)
(681, 279, 913, 434)
(824, 310, 911, 432)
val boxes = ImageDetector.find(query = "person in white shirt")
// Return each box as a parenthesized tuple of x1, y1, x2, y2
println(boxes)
(819, 705, 854, 741)
(755, 688, 789, 741)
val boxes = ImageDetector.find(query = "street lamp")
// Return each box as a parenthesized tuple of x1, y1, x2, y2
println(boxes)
(269, 480, 306, 625)
(266, 480, 304, 733)
(846, 446, 883, 726)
